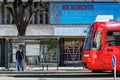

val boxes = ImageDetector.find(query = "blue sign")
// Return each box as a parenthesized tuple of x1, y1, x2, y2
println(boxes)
(112, 55, 116, 68)
(50, 2, 120, 24)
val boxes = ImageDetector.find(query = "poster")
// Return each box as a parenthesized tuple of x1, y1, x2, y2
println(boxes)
(26, 44, 40, 56)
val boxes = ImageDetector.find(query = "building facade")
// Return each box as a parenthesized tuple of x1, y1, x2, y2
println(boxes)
(0, 0, 120, 69)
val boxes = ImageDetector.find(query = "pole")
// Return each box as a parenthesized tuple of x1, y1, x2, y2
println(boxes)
(114, 65, 116, 80)
(112, 55, 116, 80)
(114, 58, 116, 80)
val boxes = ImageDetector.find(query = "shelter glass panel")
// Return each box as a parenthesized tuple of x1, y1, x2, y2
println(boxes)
(40, 40, 58, 63)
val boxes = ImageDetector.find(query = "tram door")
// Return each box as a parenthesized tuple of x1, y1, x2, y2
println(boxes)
(64, 39, 83, 65)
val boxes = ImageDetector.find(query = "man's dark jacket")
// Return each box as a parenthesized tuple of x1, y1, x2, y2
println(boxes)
(16, 51, 24, 61)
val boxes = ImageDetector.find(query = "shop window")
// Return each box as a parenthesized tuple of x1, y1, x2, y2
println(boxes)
(64, 40, 83, 64)
(40, 40, 58, 63)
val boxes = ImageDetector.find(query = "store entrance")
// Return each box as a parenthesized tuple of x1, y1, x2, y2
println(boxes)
(63, 39, 84, 66)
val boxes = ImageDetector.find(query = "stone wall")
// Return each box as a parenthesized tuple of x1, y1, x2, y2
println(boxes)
(0, 25, 54, 36)
(0, 25, 88, 36)
(0, 25, 18, 36)
(26, 25, 54, 36)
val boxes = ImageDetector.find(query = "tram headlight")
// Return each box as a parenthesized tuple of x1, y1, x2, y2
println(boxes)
(83, 54, 90, 57)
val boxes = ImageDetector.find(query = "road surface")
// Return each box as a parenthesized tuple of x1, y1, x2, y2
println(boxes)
(0, 70, 119, 80)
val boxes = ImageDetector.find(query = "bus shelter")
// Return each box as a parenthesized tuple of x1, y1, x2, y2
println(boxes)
(4, 36, 59, 70)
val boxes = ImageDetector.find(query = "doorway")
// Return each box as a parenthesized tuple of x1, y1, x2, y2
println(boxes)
(63, 39, 84, 66)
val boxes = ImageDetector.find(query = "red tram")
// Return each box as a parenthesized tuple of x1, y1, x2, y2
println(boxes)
(82, 22, 120, 72)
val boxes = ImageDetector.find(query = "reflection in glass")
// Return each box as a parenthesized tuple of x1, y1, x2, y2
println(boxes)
(26, 56, 39, 65)
(84, 25, 94, 50)
(92, 31, 101, 50)
(107, 31, 120, 46)
(40, 40, 58, 63)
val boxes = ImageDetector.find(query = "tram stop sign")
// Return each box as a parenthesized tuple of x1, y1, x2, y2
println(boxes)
(112, 55, 116, 68)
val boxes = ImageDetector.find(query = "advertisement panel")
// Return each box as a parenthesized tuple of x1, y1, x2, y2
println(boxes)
(50, 3, 120, 24)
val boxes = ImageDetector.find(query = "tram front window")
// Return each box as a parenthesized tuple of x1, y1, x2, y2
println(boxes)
(84, 25, 94, 50)
(92, 31, 102, 50)
(107, 31, 120, 46)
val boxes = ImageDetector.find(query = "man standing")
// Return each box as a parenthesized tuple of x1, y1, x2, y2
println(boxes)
(16, 48, 24, 71)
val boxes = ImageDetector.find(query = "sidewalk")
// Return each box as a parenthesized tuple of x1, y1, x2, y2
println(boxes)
(0, 77, 116, 80)
(0, 66, 94, 78)
(0, 67, 117, 80)
(0, 66, 87, 71)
